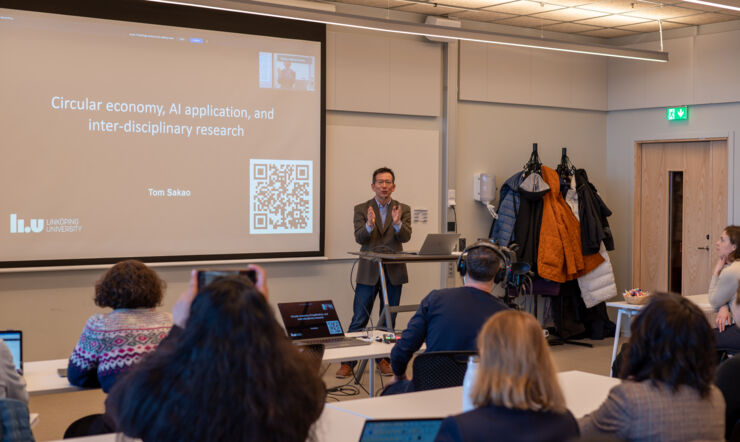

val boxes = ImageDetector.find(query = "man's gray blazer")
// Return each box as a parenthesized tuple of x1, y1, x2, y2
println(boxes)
(353, 198, 412, 286)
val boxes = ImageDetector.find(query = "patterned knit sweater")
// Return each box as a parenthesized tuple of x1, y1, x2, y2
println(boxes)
(68, 309, 172, 393)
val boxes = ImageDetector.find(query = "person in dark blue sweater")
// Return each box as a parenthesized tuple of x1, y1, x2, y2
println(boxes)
(387, 243, 509, 393)
(435, 310, 579, 442)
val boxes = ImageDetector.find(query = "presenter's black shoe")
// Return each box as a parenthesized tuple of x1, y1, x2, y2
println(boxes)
(336, 364, 353, 379)
(377, 359, 393, 377)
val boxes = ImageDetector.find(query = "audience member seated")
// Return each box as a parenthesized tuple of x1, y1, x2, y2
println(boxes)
(709, 225, 740, 353)
(716, 355, 740, 441)
(68, 260, 173, 393)
(434, 310, 579, 442)
(579, 292, 725, 441)
(105, 266, 326, 442)
(385, 242, 509, 395)
(0, 341, 27, 403)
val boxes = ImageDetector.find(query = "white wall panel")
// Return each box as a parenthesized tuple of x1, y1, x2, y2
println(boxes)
(532, 51, 571, 107)
(570, 53, 608, 110)
(486, 45, 532, 104)
(608, 30, 740, 110)
(327, 30, 442, 116)
(694, 29, 740, 105)
(390, 39, 442, 116)
(332, 31, 390, 113)
(460, 41, 607, 110)
(459, 41, 487, 100)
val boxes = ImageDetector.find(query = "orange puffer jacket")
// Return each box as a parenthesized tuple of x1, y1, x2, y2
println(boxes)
(537, 166, 603, 283)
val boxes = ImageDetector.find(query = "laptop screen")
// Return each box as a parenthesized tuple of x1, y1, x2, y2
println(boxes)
(0, 330, 22, 372)
(278, 300, 345, 340)
(359, 418, 443, 442)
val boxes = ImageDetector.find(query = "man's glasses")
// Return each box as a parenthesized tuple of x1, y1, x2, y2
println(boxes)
(374, 180, 393, 185)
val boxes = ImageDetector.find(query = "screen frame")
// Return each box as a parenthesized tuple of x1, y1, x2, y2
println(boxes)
(0, 0, 326, 268)
(0, 330, 23, 372)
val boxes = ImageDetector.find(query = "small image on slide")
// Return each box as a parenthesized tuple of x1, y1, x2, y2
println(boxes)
(250, 159, 313, 234)
(258, 52, 315, 91)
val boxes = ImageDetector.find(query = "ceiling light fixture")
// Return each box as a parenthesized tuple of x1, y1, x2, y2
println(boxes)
(146, 0, 669, 61)
(682, 0, 740, 12)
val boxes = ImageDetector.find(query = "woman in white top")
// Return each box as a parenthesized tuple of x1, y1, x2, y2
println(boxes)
(708, 225, 740, 352)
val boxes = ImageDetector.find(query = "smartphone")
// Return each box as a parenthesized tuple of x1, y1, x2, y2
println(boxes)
(197, 269, 257, 289)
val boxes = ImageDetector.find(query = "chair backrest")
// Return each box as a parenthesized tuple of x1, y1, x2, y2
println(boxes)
(0, 398, 35, 442)
(411, 351, 477, 392)
(716, 356, 740, 441)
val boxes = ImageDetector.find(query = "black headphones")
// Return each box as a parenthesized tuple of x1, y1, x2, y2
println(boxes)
(456, 240, 510, 281)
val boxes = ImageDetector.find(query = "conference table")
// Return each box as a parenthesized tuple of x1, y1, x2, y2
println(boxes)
(59, 370, 618, 441)
(314, 370, 619, 441)
(25, 330, 403, 397)
(606, 293, 714, 376)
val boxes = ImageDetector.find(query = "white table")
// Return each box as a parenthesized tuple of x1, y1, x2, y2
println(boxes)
(606, 294, 714, 376)
(314, 370, 619, 442)
(24, 358, 81, 395)
(57, 371, 618, 442)
(25, 332, 403, 397)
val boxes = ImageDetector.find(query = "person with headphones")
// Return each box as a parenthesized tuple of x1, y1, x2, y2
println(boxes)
(384, 241, 510, 395)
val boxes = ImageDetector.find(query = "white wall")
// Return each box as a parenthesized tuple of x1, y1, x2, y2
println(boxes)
(455, 101, 608, 256)
(608, 29, 740, 110)
(605, 103, 739, 292)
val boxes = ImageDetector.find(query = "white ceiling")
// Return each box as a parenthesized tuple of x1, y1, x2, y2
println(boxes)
(325, 0, 740, 38)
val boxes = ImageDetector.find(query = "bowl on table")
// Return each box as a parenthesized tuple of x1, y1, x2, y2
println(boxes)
(623, 289, 651, 305)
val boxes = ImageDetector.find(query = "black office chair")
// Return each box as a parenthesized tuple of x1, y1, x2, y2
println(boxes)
(411, 351, 477, 392)
(298, 344, 325, 373)
(716, 355, 740, 442)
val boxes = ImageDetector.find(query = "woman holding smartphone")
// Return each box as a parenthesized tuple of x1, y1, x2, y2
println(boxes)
(106, 266, 325, 442)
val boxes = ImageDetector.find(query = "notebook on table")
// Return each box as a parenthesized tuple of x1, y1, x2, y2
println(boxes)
(278, 300, 371, 349)
(358, 418, 444, 442)
(0, 330, 23, 374)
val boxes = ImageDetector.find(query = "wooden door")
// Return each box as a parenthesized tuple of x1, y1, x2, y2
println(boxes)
(633, 139, 728, 295)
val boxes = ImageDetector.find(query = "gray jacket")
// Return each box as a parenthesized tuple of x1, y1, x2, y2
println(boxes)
(0, 341, 28, 403)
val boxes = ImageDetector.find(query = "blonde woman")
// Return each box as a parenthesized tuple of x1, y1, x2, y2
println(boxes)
(435, 311, 578, 442)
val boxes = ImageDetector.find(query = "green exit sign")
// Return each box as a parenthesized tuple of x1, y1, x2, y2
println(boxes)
(666, 106, 689, 121)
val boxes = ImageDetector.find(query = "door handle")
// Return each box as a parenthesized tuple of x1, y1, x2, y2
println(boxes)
(697, 246, 709, 250)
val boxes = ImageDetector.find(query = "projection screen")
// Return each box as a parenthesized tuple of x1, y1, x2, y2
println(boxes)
(0, 1, 326, 268)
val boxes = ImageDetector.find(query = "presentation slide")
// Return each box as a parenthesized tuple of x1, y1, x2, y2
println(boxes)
(0, 4, 324, 267)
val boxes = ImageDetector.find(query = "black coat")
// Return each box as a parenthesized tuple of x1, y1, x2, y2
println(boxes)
(513, 173, 550, 276)
(575, 169, 614, 255)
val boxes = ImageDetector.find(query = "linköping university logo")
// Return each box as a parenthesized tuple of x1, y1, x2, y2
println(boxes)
(9, 214, 44, 234)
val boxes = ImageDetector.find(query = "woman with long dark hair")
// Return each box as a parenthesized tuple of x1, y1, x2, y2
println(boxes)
(709, 225, 740, 351)
(105, 269, 326, 442)
(579, 292, 725, 440)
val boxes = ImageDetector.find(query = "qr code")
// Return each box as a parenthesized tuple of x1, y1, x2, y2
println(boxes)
(326, 320, 343, 335)
(250, 159, 313, 234)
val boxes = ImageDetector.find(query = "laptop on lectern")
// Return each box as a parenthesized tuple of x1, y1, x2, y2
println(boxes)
(405, 233, 459, 255)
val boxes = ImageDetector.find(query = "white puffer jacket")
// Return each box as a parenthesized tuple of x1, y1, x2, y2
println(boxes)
(565, 178, 618, 307)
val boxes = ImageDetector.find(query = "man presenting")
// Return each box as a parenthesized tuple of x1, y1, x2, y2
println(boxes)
(385, 242, 509, 393)
(336, 167, 411, 378)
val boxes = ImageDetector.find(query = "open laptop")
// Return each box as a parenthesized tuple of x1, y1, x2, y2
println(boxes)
(358, 418, 443, 442)
(405, 233, 460, 255)
(0, 330, 23, 374)
(278, 300, 371, 349)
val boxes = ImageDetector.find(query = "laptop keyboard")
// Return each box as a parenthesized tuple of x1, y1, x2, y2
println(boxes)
(298, 337, 371, 348)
